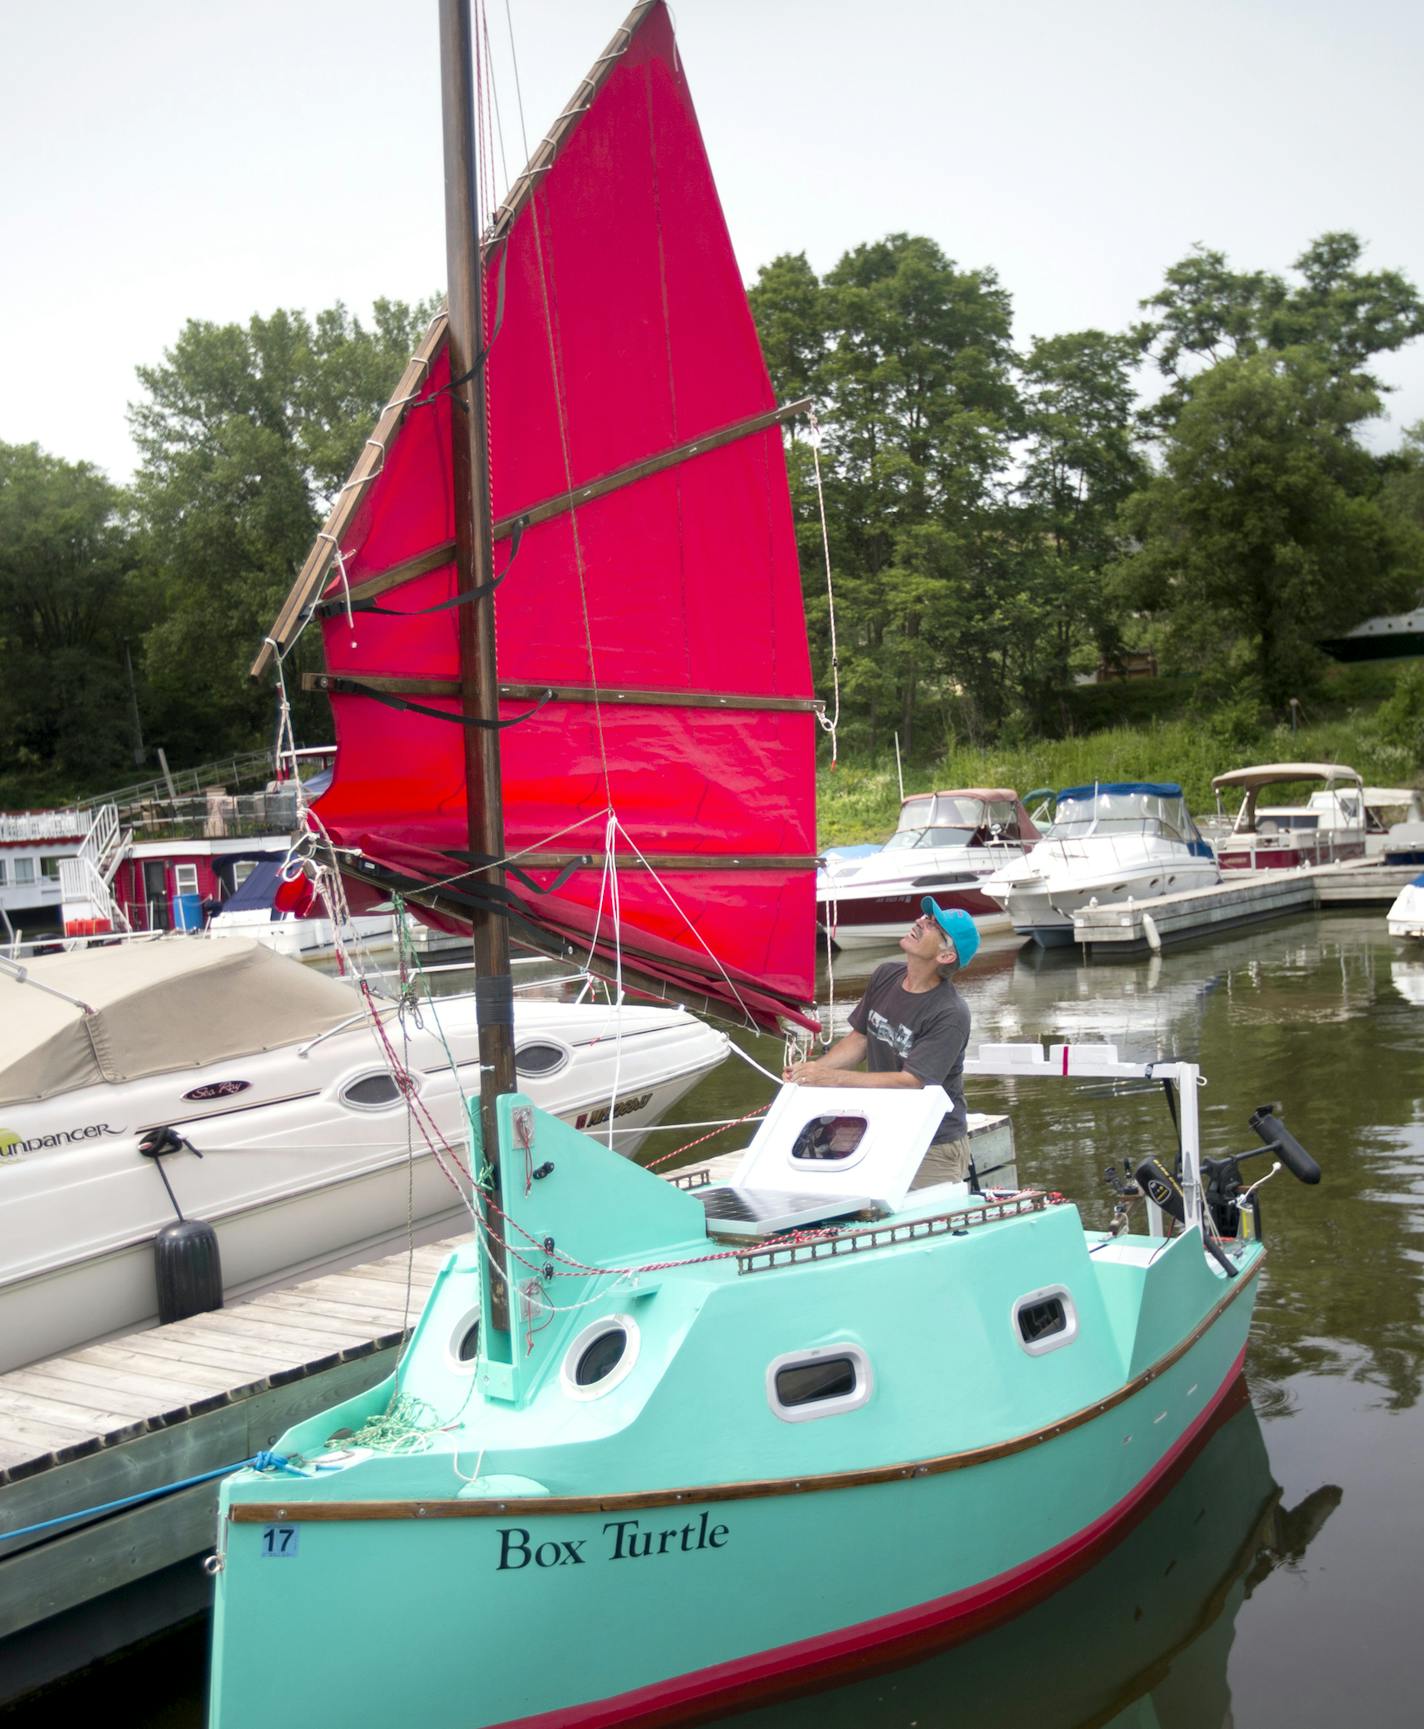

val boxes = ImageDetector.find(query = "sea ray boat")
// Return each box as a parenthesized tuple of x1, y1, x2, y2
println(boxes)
(1211, 763, 1368, 870)
(208, 5, 1320, 1723)
(0, 938, 727, 1372)
(1386, 873, 1424, 940)
(979, 781, 1220, 948)
(817, 788, 1040, 949)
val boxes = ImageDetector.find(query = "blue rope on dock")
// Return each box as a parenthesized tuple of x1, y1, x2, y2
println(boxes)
(1, 1450, 307, 1544)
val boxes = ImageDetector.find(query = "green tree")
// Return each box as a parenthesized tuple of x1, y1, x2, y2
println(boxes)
(0, 442, 141, 793)
(129, 298, 437, 760)
(1114, 352, 1421, 692)
(752, 235, 1019, 754)
(1009, 330, 1146, 710)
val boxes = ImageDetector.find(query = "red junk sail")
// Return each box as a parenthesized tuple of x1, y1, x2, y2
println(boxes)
(259, 2, 817, 1031)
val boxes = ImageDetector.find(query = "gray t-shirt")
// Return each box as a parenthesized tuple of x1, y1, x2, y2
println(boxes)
(848, 961, 971, 1141)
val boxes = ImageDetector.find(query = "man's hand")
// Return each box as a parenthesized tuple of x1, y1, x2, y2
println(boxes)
(782, 1057, 843, 1087)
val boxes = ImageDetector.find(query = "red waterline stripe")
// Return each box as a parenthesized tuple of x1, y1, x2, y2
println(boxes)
(495, 1341, 1250, 1729)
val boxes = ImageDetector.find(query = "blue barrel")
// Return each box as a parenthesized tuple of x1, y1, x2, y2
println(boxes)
(174, 892, 204, 931)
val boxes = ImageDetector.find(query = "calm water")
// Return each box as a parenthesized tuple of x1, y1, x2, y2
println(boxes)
(13, 913, 1422, 1726)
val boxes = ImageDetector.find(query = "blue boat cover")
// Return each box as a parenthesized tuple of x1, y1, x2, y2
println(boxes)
(1057, 782, 1185, 800)
(220, 859, 286, 919)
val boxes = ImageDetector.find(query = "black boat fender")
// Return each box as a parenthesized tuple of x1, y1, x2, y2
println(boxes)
(138, 1125, 224, 1323)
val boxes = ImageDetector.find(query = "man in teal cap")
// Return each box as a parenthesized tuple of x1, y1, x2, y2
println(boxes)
(784, 897, 979, 1183)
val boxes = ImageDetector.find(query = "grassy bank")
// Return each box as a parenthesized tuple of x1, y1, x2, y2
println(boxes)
(817, 712, 1423, 846)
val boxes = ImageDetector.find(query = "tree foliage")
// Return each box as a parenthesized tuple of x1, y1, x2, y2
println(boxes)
(0, 443, 141, 788)
(129, 298, 438, 760)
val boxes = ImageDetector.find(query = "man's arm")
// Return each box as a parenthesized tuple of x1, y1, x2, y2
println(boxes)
(784, 1031, 922, 1090)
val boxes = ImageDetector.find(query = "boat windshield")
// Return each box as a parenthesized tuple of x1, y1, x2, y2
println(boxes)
(1047, 790, 1194, 842)
(884, 796, 987, 852)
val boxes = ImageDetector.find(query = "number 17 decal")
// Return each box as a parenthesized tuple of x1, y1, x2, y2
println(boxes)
(260, 1525, 300, 1558)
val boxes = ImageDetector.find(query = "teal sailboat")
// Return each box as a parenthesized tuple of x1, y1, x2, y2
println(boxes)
(208, 5, 1320, 1724)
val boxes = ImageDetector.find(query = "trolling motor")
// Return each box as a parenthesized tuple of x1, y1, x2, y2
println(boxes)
(1132, 1102, 1320, 1266)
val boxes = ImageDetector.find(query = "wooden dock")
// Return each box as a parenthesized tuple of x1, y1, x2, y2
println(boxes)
(0, 1238, 452, 1705)
(1070, 861, 1417, 955)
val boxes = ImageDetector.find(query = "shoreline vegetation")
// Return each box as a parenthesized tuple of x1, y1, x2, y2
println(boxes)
(817, 664, 1424, 845)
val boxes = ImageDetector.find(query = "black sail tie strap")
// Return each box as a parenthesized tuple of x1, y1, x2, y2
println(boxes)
(327, 678, 553, 730)
(335, 518, 526, 619)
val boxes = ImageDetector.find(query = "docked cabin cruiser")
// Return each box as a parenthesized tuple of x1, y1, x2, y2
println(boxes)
(1387, 874, 1424, 941)
(817, 789, 1039, 950)
(1366, 787, 1424, 865)
(979, 782, 1219, 948)
(0, 939, 728, 1372)
(1211, 763, 1367, 870)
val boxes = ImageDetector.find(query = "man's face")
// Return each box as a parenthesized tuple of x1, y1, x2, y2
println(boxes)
(902, 913, 956, 965)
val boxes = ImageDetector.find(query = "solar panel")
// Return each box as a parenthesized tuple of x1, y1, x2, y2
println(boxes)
(694, 1185, 885, 1238)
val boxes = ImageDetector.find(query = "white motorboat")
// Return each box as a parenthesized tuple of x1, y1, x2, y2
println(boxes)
(1366, 787, 1424, 865)
(1211, 763, 1367, 870)
(979, 781, 1220, 947)
(0, 938, 727, 1371)
(817, 788, 1040, 949)
(1386, 873, 1424, 940)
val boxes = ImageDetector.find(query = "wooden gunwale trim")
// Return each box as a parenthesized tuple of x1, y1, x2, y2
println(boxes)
(301, 672, 820, 714)
(229, 1251, 1262, 1524)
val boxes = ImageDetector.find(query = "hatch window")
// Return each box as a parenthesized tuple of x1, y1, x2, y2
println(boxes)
(561, 1316, 640, 1399)
(1014, 1287, 1078, 1356)
(790, 1114, 868, 1164)
(339, 1071, 407, 1110)
(767, 1344, 872, 1423)
(515, 1040, 571, 1079)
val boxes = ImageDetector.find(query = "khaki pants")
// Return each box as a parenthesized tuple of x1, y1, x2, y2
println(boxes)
(911, 1134, 972, 1190)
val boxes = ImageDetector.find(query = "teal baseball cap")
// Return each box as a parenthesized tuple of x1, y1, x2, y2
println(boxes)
(920, 897, 980, 968)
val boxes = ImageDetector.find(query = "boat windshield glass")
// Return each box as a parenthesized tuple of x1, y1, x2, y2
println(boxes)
(884, 796, 986, 852)
(1047, 790, 1194, 842)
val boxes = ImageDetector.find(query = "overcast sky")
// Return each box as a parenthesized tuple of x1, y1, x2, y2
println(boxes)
(4, 0, 1421, 482)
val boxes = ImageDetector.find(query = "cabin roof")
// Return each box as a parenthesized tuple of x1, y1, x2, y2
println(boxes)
(1212, 763, 1362, 791)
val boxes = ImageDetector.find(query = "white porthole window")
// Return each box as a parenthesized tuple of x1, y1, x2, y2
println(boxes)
(1013, 1286, 1078, 1357)
(787, 1113, 870, 1173)
(339, 1070, 410, 1111)
(560, 1315, 640, 1400)
(446, 1305, 482, 1372)
(767, 1344, 872, 1423)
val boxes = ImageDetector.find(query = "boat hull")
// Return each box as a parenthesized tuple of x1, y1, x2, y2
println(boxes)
(818, 885, 1010, 949)
(209, 1259, 1257, 1729)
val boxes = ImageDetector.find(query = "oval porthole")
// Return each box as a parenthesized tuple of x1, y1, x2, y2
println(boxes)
(767, 1344, 872, 1423)
(340, 1071, 406, 1110)
(515, 1040, 571, 1079)
(561, 1315, 640, 1399)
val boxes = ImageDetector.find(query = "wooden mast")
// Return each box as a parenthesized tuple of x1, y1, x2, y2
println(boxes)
(439, 0, 513, 1336)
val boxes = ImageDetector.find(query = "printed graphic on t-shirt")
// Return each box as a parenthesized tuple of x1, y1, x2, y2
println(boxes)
(866, 1007, 914, 1060)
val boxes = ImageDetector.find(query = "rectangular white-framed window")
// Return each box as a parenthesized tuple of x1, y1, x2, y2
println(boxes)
(41, 856, 62, 880)
(14, 858, 35, 885)
(173, 864, 200, 896)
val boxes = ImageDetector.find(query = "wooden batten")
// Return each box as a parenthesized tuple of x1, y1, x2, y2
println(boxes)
(302, 672, 821, 715)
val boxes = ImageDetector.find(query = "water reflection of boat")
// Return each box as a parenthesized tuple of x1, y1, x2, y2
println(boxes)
(716, 1380, 1336, 1729)
(1391, 958, 1424, 1006)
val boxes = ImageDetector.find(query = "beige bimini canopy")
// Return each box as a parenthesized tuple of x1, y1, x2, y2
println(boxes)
(1211, 763, 1363, 792)
(0, 939, 363, 1106)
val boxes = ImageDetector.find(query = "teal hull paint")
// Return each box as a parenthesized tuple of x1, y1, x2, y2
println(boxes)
(210, 1099, 1263, 1728)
